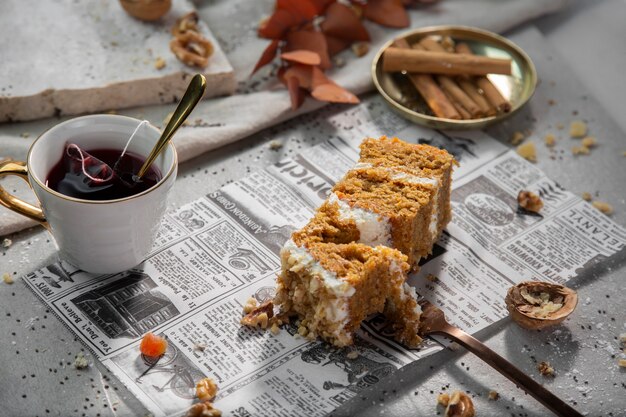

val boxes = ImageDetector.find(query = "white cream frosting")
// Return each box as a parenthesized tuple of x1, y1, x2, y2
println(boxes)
(351, 164, 440, 240)
(281, 239, 354, 326)
(328, 192, 393, 247)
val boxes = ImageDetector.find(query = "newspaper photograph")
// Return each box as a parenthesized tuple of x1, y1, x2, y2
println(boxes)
(21, 102, 626, 416)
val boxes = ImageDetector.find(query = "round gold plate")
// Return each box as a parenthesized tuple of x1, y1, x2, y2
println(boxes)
(372, 26, 537, 130)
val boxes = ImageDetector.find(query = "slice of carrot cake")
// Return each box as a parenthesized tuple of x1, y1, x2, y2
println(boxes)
(359, 136, 457, 234)
(274, 238, 422, 348)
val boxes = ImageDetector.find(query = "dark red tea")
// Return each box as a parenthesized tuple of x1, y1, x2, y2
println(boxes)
(46, 147, 162, 200)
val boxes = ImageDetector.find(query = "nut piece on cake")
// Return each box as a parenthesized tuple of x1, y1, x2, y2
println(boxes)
(505, 282, 577, 330)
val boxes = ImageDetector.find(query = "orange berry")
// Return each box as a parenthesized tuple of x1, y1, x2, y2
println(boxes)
(139, 332, 168, 357)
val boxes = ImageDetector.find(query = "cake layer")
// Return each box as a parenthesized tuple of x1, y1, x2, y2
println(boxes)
(274, 240, 422, 347)
(359, 136, 457, 232)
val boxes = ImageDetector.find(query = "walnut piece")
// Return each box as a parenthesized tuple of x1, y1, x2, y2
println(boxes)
(488, 390, 499, 401)
(538, 361, 555, 377)
(517, 190, 543, 213)
(196, 377, 218, 402)
(445, 391, 475, 417)
(186, 402, 222, 417)
(426, 273, 439, 282)
(172, 11, 200, 37)
(73, 352, 89, 369)
(569, 120, 587, 138)
(2, 238, 12, 248)
(505, 282, 577, 330)
(581, 192, 592, 202)
(516, 142, 536, 162)
(240, 301, 274, 329)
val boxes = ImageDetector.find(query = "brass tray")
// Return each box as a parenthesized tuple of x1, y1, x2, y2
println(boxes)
(371, 26, 537, 130)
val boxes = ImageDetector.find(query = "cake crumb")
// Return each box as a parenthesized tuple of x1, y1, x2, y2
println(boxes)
(448, 342, 461, 351)
(572, 146, 590, 155)
(538, 361, 555, 377)
(518, 190, 543, 213)
(556, 123, 564, 130)
(547, 99, 556, 106)
(20, 132, 30, 138)
(268, 140, 283, 150)
(351, 42, 370, 57)
(510, 131, 525, 145)
(569, 120, 587, 138)
(2, 238, 11, 248)
(346, 350, 359, 360)
(437, 393, 450, 407)
(426, 274, 439, 282)
(619, 333, 626, 343)
(270, 322, 280, 335)
(2, 273, 13, 284)
(488, 390, 499, 400)
(592, 201, 613, 215)
(333, 56, 346, 68)
(544, 134, 556, 147)
(581, 192, 592, 202)
(581, 136, 596, 148)
(516, 141, 536, 162)
(619, 359, 626, 368)
(73, 352, 89, 369)
(154, 57, 166, 70)
(193, 343, 207, 352)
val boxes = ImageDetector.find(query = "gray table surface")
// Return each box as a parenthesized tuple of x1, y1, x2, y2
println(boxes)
(1, 1, 626, 416)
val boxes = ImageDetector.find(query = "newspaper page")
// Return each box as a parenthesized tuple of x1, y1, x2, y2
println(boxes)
(21, 103, 626, 417)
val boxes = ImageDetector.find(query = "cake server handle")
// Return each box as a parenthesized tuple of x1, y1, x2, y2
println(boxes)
(418, 299, 583, 417)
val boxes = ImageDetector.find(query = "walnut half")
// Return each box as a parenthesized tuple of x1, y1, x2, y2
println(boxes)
(505, 282, 577, 330)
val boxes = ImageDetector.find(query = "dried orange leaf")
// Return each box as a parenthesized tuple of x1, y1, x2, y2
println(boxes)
(281, 50, 321, 66)
(286, 76, 305, 110)
(311, 83, 359, 104)
(310, 0, 336, 14)
(276, 0, 318, 20)
(364, 0, 410, 28)
(324, 34, 351, 56)
(283, 64, 313, 90)
(285, 30, 331, 69)
(258, 9, 298, 39)
(311, 66, 330, 89)
(321, 3, 370, 42)
(251, 39, 280, 76)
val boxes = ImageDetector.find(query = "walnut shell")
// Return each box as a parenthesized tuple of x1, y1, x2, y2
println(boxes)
(119, 0, 171, 21)
(505, 281, 577, 330)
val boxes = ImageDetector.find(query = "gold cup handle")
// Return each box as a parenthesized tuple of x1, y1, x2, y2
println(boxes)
(0, 160, 47, 225)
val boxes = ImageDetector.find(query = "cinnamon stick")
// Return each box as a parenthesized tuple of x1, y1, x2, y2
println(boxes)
(417, 38, 483, 118)
(392, 38, 460, 120)
(456, 42, 512, 113)
(382, 47, 512, 76)
(457, 78, 496, 116)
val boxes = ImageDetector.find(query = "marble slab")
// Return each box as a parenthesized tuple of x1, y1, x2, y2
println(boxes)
(0, 0, 235, 122)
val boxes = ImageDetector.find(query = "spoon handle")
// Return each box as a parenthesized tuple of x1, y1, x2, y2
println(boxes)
(136, 73, 207, 179)
(433, 324, 583, 417)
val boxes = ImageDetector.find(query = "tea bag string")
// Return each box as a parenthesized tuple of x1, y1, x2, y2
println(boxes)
(66, 144, 115, 183)
(119, 120, 150, 161)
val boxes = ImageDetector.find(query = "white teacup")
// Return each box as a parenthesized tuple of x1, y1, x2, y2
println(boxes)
(0, 115, 177, 274)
